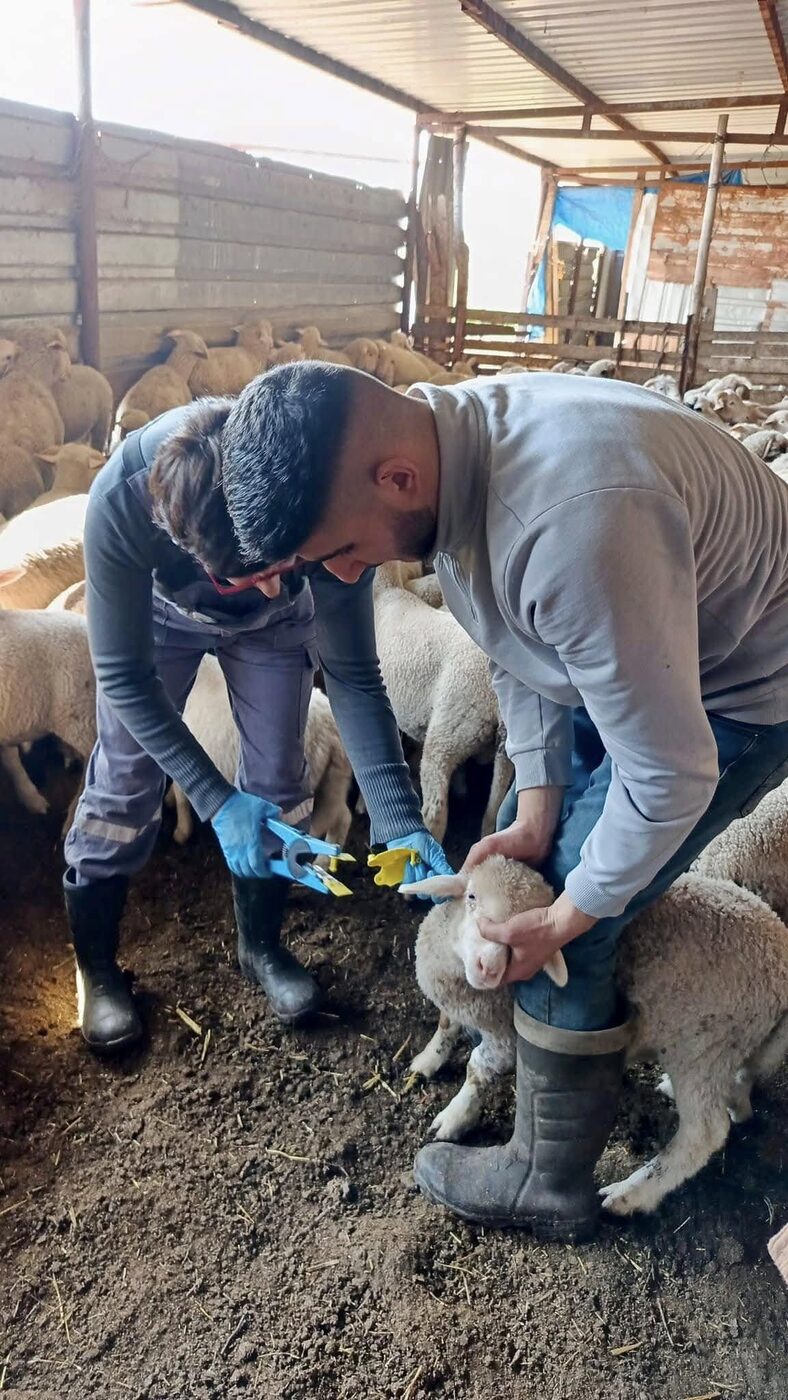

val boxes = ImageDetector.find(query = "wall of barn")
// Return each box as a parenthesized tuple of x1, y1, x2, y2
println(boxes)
(0, 97, 406, 397)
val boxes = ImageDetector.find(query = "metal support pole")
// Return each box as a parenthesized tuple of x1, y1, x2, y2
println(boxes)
(451, 125, 469, 361)
(683, 114, 728, 392)
(72, 0, 101, 367)
(400, 121, 422, 334)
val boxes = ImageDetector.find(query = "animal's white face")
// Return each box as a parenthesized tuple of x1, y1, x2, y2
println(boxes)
(457, 881, 510, 991)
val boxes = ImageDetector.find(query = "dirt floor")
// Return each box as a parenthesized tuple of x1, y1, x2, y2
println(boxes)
(1, 753, 786, 1400)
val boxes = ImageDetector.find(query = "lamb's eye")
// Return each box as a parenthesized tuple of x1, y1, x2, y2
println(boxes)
(466, 891, 476, 903)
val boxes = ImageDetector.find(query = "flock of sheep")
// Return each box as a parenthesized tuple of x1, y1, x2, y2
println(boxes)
(0, 319, 787, 1220)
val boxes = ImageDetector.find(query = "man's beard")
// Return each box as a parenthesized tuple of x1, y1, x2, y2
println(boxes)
(394, 507, 437, 562)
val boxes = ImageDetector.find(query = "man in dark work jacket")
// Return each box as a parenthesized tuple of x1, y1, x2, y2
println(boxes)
(65, 392, 451, 1053)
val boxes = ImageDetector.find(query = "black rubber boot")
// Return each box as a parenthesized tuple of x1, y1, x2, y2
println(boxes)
(413, 1006, 630, 1242)
(232, 875, 323, 1025)
(63, 870, 143, 1054)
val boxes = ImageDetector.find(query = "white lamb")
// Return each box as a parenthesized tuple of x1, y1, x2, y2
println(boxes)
(643, 373, 681, 401)
(114, 330, 209, 438)
(770, 453, 788, 484)
(406, 855, 788, 1215)
(343, 338, 380, 374)
(168, 654, 354, 855)
(0, 365, 65, 454)
(694, 779, 788, 922)
(373, 562, 513, 842)
(740, 428, 788, 463)
(0, 610, 96, 827)
(188, 319, 274, 397)
(0, 494, 88, 610)
(33, 444, 106, 505)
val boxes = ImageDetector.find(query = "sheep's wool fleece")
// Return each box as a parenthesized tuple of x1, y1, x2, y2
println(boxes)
(409, 374, 788, 919)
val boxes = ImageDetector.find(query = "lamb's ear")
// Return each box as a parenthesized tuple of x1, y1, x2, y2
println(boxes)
(397, 873, 467, 899)
(544, 951, 569, 988)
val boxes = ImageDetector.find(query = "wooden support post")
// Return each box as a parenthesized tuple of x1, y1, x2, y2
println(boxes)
(616, 175, 646, 320)
(682, 114, 728, 393)
(524, 173, 557, 302)
(452, 125, 469, 361)
(72, 0, 100, 368)
(401, 120, 422, 334)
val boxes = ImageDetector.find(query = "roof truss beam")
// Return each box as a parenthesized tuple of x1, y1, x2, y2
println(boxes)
(470, 125, 788, 144)
(422, 93, 788, 122)
(459, 0, 670, 165)
(758, 1, 788, 90)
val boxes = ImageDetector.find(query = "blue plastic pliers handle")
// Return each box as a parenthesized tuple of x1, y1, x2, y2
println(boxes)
(265, 816, 354, 896)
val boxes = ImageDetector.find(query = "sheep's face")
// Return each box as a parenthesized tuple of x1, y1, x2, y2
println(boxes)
(457, 880, 510, 991)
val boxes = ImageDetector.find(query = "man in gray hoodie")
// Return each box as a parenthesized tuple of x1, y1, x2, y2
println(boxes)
(158, 362, 788, 1242)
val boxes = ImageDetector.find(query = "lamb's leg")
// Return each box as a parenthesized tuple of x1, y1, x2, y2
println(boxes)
(418, 725, 462, 843)
(728, 1014, 788, 1123)
(171, 784, 194, 845)
(409, 1013, 462, 1080)
(0, 746, 49, 816)
(600, 1075, 731, 1215)
(480, 742, 514, 837)
(429, 1033, 516, 1141)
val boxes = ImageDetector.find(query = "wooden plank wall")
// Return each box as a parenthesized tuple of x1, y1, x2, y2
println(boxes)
(0, 99, 406, 397)
(415, 306, 687, 380)
(0, 100, 79, 342)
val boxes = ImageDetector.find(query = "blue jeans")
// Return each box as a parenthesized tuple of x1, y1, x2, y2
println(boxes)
(497, 709, 788, 1032)
(65, 598, 316, 883)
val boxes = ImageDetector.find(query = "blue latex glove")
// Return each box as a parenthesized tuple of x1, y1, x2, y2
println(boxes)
(210, 791, 281, 879)
(386, 830, 454, 902)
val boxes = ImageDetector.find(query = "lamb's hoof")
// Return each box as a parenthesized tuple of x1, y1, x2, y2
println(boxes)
(599, 1164, 657, 1216)
(409, 1048, 441, 1080)
(657, 1073, 675, 1101)
(429, 1102, 476, 1142)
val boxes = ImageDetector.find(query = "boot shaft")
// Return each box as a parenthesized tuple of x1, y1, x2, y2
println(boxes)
(63, 870, 128, 968)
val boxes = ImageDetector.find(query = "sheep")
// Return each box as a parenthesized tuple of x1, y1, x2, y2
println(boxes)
(342, 338, 380, 374)
(770, 453, 788, 484)
(167, 654, 354, 855)
(381, 338, 437, 386)
(0, 438, 47, 520)
(685, 373, 753, 409)
(585, 358, 618, 378)
(0, 367, 65, 453)
(694, 780, 788, 922)
(373, 562, 513, 842)
(0, 493, 88, 610)
(114, 330, 209, 438)
(643, 373, 681, 401)
(47, 578, 86, 614)
(763, 409, 788, 433)
(52, 364, 114, 450)
(388, 332, 441, 378)
(741, 429, 788, 463)
(427, 370, 471, 386)
(187, 319, 274, 397)
(0, 609, 96, 829)
(706, 387, 767, 426)
(373, 341, 397, 387)
(405, 856, 788, 1215)
(33, 444, 106, 505)
(268, 341, 306, 366)
(297, 326, 353, 366)
(13, 331, 71, 391)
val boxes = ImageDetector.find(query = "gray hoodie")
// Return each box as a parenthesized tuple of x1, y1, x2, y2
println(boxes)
(411, 374, 788, 919)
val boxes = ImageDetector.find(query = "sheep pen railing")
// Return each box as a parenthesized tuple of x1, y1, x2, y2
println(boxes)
(414, 305, 689, 382)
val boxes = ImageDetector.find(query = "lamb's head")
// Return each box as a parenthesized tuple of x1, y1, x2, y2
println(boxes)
(38, 443, 106, 492)
(374, 341, 396, 386)
(298, 325, 326, 356)
(401, 854, 566, 992)
(235, 319, 275, 357)
(167, 329, 209, 361)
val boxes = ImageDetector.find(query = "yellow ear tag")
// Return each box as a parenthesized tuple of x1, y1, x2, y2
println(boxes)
(367, 848, 420, 887)
(312, 867, 353, 897)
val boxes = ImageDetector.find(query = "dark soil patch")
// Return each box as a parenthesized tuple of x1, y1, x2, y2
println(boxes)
(1, 761, 786, 1399)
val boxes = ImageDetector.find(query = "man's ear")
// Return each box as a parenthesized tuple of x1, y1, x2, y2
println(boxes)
(374, 457, 418, 496)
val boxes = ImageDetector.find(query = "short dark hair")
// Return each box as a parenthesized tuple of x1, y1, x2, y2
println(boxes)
(149, 397, 259, 578)
(220, 361, 352, 562)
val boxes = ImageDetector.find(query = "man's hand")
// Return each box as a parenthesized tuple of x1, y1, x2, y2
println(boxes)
(479, 890, 597, 985)
(387, 829, 453, 901)
(463, 785, 564, 872)
(210, 790, 281, 879)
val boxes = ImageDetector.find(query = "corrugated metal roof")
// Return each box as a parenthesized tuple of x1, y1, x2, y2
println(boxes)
(192, 1, 788, 171)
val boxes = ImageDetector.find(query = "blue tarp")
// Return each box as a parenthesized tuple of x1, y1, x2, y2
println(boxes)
(526, 170, 743, 315)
